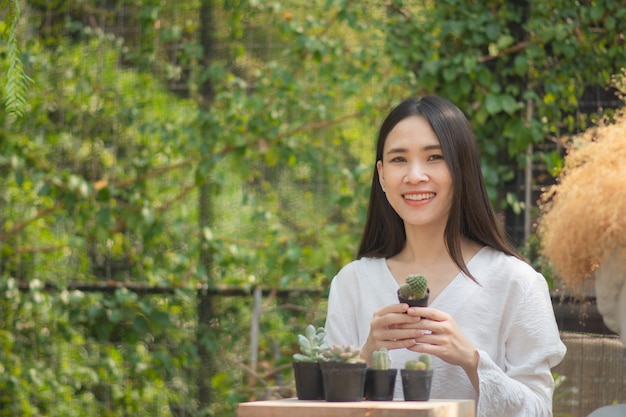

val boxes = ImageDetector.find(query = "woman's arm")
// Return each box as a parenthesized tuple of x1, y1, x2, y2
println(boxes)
(406, 274, 565, 416)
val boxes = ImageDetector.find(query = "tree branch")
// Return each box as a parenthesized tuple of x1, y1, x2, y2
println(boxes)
(477, 40, 535, 63)
(0, 202, 61, 240)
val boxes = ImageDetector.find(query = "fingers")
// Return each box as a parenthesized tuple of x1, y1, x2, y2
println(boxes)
(389, 337, 419, 349)
(372, 304, 421, 329)
(402, 310, 479, 370)
(405, 306, 449, 321)
(367, 303, 426, 350)
(375, 303, 410, 316)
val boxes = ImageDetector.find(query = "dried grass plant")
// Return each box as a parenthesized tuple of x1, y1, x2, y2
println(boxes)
(538, 75, 626, 288)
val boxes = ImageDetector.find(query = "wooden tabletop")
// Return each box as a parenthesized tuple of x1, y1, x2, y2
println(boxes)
(237, 398, 476, 417)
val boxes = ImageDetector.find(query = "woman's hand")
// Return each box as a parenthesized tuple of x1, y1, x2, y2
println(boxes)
(360, 303, 429, 364)
(404, 306, 480, 391)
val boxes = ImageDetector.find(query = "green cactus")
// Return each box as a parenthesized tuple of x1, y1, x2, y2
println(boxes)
(417, 354, 430, 369)
(371, 347, 390, 370)
(398, 274, 428, 300)
(404, 354, 431, 371)
(293, 324, 327, 362)
(322, 344, 366, 364)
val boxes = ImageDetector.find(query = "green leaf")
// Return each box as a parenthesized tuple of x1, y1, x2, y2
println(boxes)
(501, 95, 520, 115)
(496, 34, 514, 50)
(484, 95, 500, 114)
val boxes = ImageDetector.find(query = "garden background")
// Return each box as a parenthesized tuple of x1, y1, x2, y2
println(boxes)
(1, 1, 625, 416)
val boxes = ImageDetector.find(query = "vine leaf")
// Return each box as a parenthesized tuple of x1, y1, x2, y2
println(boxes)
(2, 0, 33, 118)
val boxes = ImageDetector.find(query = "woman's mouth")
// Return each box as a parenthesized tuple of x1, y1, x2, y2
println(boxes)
(404, 193, 435, 201)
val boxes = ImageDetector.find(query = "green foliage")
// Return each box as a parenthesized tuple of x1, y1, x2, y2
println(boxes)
(553, 373, 579, 414)
(0, 276, 198, 416)
(385, 0, 626, 203)
(1, 0, 33, 118)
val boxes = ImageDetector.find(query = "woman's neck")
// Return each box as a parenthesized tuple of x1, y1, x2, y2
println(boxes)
(400, 222, 448, 264)
(387, 227, 482, 299)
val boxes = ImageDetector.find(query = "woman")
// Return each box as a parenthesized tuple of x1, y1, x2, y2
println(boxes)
(325, 96, 566, 416)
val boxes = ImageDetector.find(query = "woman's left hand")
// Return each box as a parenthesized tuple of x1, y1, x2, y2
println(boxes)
(403, 306, 480, 389)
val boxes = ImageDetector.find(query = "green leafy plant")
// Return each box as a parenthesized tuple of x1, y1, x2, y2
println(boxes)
(553, 373, 579, 416)
(371, 347, 390, 370)
(398, 274, 429, 300)
(322, 344, 366, 364)
(293, 324, 327, 362)
(405, 354, 431, 371)
(2, 0, 32, 117)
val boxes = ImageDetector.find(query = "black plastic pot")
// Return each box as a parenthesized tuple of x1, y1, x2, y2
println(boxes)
(401, 369, 433, 401)
(292, 361, 324, 400)
(364, 368, 397, 401)
(320, 361, 367, 402)
(397, 288, 430, 307)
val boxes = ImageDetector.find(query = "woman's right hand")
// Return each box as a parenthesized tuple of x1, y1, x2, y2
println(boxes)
(360, 303, 427, 364)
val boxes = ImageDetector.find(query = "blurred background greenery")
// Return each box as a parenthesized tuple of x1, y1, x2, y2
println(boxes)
(1, 0, 625, 415)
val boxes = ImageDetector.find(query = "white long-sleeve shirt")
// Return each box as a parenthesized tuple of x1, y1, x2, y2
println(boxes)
(325, 246, 566, 416)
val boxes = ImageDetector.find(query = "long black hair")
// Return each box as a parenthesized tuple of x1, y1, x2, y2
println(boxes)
(357, 96, 518, 281)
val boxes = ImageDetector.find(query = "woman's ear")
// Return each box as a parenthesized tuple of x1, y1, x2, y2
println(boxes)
(376, 160, 385, 192)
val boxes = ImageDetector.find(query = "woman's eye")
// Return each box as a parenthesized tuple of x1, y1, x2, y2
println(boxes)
(390, 156, 406, 163)
(428, 154, 444, 161)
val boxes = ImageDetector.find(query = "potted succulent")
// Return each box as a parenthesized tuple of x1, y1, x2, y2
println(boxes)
(292, 324, 326, 400)
(320, 344, 367, 402)
(397, 274, 430, 307)
(364, 347, 397, 401)
(401, 354, 433, 401)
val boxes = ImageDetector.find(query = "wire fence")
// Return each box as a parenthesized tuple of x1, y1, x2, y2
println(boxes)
(7, 281, 624, 417)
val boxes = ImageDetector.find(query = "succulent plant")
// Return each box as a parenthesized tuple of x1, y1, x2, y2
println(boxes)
(322, 344, 366, 364)
(292, 324, 327, 362)
(404, 354, 431, 371)
(371, 347, 390, 370)
(398, 274, 429, 300)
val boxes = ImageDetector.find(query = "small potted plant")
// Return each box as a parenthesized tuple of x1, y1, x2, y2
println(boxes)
(292, 324, 326, 400)
(364, 347, 397, 401)
(320, 344, 367, 402)
(401, 354, 433, 401)
(397, 274, 430, 307)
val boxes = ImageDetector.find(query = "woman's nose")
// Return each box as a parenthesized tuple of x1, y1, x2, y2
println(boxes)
(404, 163, 428, 183)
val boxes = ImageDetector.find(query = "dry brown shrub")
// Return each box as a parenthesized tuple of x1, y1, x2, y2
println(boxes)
(538, 97, 626, 288)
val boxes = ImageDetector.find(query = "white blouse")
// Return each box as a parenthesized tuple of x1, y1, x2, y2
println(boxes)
(325, 246, 566, 416)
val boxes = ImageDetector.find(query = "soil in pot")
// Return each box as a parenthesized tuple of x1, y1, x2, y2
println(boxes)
(401, 369, 433, 401)
(364, 368, 397, 401)
(397, 288, 430, 307)
(320, 361, 367, 402)
(292, 361, 324, 400)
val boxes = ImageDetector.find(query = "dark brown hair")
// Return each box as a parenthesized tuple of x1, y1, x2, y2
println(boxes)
(357, 96, 519, 281)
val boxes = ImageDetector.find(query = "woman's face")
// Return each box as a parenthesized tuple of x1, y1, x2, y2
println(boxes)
(376, 115, 453, 230)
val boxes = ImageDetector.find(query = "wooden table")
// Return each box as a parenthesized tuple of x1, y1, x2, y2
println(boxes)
(237, 398, 475, 417)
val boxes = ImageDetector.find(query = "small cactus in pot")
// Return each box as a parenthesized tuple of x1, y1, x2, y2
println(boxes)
(293, 324, 327, 362)
(320, 345, 367, 402)
(401, 354, 433, 401)
(322, 344, 366, 364)
(372, 347, 391, 370)
(398, 274, 430, 307)
(292, 324, 326, 400)
(365, 347, 397, 401)
(404, 354, 431, 371)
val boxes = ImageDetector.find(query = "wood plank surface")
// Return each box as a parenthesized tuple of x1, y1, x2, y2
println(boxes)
(237, 398, 475, 417)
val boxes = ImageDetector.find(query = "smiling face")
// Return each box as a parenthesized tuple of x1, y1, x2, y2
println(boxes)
(376, 115, 453, 231)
